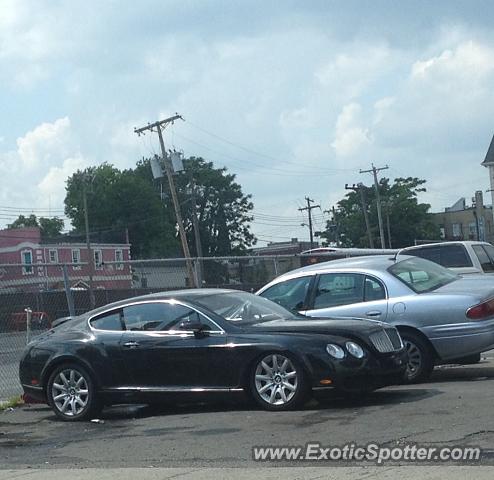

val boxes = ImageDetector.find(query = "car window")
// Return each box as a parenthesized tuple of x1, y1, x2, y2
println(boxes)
(196, 291, 300, 324)
(260, 276, 312, 311)
(122, 302, 219, 332)
(407, 245, 472, 268)
(313, 273, 364, 309)
(472, 245, 494, 272)
(364, 276, 386, 301)
(440, 245, 472, 268)
(483, 244, 494, 263)
(407, 246, 441, 264)
(90, 310, 123, 331)
(388, 257, 458, 293)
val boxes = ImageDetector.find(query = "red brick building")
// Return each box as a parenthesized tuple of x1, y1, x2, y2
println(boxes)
(0, 227, 132, 292)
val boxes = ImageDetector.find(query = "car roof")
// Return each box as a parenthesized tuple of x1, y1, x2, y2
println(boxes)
(83, 288, 244, 318)
(276, 254, 411, 278)
(402, 241, 489, 250)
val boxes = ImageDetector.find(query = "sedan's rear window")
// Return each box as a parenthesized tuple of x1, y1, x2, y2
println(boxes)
(389, 257, 458, 293)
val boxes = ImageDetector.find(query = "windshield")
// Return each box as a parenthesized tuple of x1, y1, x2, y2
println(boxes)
(389, 257, 459, 293)
(194, 291, 299, 325)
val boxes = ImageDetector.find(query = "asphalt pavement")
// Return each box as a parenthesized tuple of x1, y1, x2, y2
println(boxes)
(1, 354, 494, 477)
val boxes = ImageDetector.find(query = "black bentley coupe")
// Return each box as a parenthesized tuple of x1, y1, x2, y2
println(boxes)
(20, 289, 407, 421)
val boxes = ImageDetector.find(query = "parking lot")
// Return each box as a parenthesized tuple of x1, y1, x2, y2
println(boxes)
(2, 353, 494, 471)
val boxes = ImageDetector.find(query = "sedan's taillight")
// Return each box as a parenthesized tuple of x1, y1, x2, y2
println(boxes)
(466, 298, 494, 320)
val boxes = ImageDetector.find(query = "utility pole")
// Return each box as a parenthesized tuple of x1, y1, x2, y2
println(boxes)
(82, 179, 95, 309)
(134, 114, 196, 287)
(188, 182, 204, 287)
(323, 206, 341, 247)
(382, 200, 393, 248)
(360, 164, 389, 249)
(299, 196, 320, 249)
(345, 183, 374, 248)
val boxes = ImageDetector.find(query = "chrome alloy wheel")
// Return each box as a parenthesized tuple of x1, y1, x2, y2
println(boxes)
(404, 339, 422, 379)
(51, 368, 89, 417)
(254, 354, 298, 406)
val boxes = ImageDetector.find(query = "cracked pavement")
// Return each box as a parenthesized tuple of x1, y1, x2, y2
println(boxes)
(1, 354, 494, 474)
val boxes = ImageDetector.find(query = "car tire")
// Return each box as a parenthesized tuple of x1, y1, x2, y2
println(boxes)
(47, 363, 101, 421)
(400, 331, 434, 384)
(250, 352, 309, 411)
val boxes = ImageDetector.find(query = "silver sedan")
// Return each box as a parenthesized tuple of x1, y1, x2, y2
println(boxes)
(257, 255, 494, 383)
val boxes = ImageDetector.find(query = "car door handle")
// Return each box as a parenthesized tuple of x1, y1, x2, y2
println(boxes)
(366, 311, 382, 317)
(123, 341, 140, 348)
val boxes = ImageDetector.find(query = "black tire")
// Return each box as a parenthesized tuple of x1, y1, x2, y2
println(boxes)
(400, 331, 434, 384)
(46, 363, 102, 421)
(249, 352, 309, 411)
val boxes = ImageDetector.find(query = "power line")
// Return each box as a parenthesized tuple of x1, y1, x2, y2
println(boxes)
(175, 132, 351, 177)
(185, 119, 359, 173)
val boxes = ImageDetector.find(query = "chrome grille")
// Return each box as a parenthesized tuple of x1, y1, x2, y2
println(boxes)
(385, 328, 403, 350)
(369, 328, 403, 353)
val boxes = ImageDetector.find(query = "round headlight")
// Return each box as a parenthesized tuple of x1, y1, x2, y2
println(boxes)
(346, 341, 365, 359)
(326, 343, 345, 359)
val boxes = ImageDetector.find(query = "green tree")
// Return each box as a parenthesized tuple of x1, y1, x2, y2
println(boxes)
(39, 217, 65, 238)
(8, 214, 39, 229)
(176, 157, 256, 256)
(64, 157, 256, 260)
(64, 163, 180, 258)
(322, 177, 440, 248)
(8, 214, 64, 238)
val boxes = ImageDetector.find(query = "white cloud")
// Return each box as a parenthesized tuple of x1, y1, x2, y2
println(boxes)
(17, 117, 71, 169)
(2, 3, 494, 243)
(0, 117, 87, 223)
(315, 44, 395, 100)
(38, 154, 88, 208)
(279, 108, 313, 129)
(411, 41, 494, 82)
(331, 103, 372, 157)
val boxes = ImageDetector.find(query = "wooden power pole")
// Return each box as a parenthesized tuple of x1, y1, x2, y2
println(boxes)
(360, 164, 389, 249)
(345, 183, 374, 248)
(82, 178, 96, 309)
(134, 114, 196, 287)
(299, 196, 320, 249)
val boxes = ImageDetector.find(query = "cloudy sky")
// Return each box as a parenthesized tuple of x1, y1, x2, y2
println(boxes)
(2, 0, 494, 245)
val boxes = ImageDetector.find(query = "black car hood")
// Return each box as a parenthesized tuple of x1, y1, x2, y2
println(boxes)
(247, 317, 386, 337)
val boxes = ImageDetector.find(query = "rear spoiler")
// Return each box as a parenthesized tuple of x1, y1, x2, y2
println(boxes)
(51, 316, 74, 328)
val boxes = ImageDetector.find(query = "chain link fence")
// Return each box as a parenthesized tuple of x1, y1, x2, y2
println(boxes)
(0, 251, 370, 400)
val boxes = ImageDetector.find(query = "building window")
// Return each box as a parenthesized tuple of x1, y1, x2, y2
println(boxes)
(115, 249, 124, 270)
(468, 222, 477, 239)
(21, 250, 33, 275)
(94, 249, 103, 269)
(452, 223, 461, 238)
(72, 249, 81, 270)
(48, 249, 58, 263)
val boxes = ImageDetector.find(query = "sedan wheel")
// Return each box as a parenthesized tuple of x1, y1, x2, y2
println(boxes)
(251, 353, 307, 410)
(405, 339, 422, 378)
(401, 332, 434, 384)
(47, 364, 101, 421)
